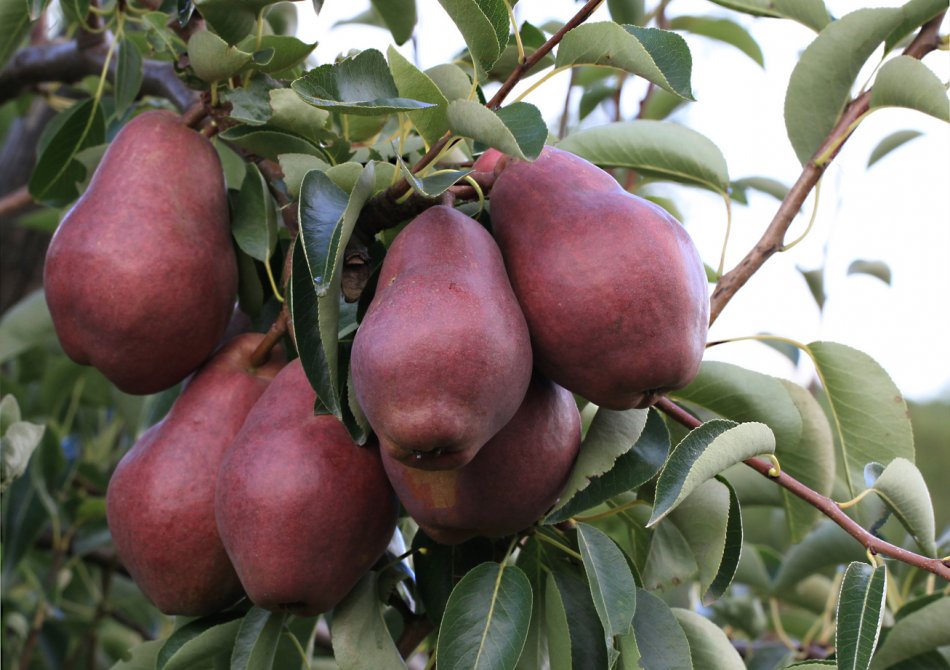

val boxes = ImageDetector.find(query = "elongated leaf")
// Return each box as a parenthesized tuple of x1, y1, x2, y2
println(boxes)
(731, 176, 790, 204)
(869, 596, 950, 669)
(641, 516, 699, 591)
(0, 0, 32, 68)
(388, 46, 449, 145)
(298, 170, 351, 298)
(371, 0, 416, 44)
(772, 521, 867, 593)
(868, 457, 936, 556)
(292, 49, 434, 115)
(709, 0, 831, 31)
(632, 589, 693, 669)
(784, 7, 902, 165)
(548, 570, 610, 670)
(672, 608, 745, 670)
(218, 125, 324, 160)
(231, 608, 286, 670)
(555, 23, 693, 100)
(557, 121, 729, 194)
(188, 30, 254, 82)
(550, 408, 648, 519)
(867, 129, 923, 168)
(577, 523, 637, 640)
(836, 562, 887, 670)
(194, 0, 286, 45)
(649, 420, 775, 526)
(668, 479, 730, 595)
(231, 163, 279, 262)
(438, 562, 533, 670)
(396, 154, 471, 198)
(115, 40, 144, 116)
(412, 533, 495, 624)
(157, 614, 243, 670)
(237, 35, 317, 74)
(870, 56, 949, 122)
(437, 0, 509, 71)
(332, 572, 406, 670)
(515, 539, 548, 670)
(805, 341, 915, 498)
(847, 260, 892, 286)
(29, 99, 106, 205)
(669, 16, 763, 66)
(447, 100, 546, 160)
(109, 640, 164, 670)
(884, 0, 947, 52)
(704, 475, 743, 601)
(547, 408, 668, 523)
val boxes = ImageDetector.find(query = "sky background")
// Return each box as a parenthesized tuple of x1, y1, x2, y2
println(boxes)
(296, 1, 950, 402)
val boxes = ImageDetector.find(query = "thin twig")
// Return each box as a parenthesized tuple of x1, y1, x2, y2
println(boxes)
(654, 397, 950, 581)
(708, 12, 945, 325)
(0, 186, 34, 221)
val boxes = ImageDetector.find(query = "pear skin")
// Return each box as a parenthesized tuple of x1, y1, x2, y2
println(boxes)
(490, 146, 709, 409)
(351, 205, 532, 470)
(382, 374, 581, 544)
(105, 333, 285, 616)
(44, 110, 237, 395)
(216, 359, 398, 617)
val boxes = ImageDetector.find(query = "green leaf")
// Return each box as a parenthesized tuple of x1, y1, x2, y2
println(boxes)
(884, 0, 947, 52)
(870, 56, 950, 122)
(436, 0, 509, 71)
(188, 30, 254, 82)
(0, 397, 45, 493)
(157, 613, 243, 670)
(607, 0, 645, 26)
(426, 63, 474, 102)
(577, 523, 637, 640)
(704, 475, 743, 602)
(292, 49, 435, 115)
(668, 479, 730, 596)
(632, 589, 693, 669)
(0, 290, 57, 363)
(218, 125, 324, 160)
(641, 516, 699, 592)
(836, 562, 887, 670)
(784, 7, 902, 165)
(438, 562, 533, 670)
(29, 99, 106, 205)
(847, 260, 892, 286)
(238, 35, 317, 74)
(268, 88, 331, 142)
(772, 521, 867, 593)
(231, 163, 279, 263)
(555, 23, 694, 100)
(867, 457, 936, 556)
(231, 607, 286, 670)
(547, 408, 669, 523)
(867, 130, 923, 168)
(649, 420, 775, 526)
(332, 572, 406, 670)
(672, 608, 745, 670)
(0, 0, 32, 69)
(547, 570, 610, 670)
(109, 640, 164, 670)
(556, 120, 729, 194)
(772, 0, 832, 32)
(731, 177, 790, 203)
(668, 16, 763, 67)
(706, 0, 780, 18)
(487, 21, 555, 82)
(278, 153, 332, 197)
(371, 0, 416, 44)
(387, 45, 450, 145)
(195, 0, 286, 45)
(515, 539, 548, 670)
(412, 533, 495, 624)
(549, 408, 648, 519)
(115, 39, 144, 116)
(869, 596, 950, 670)
(397, 155, 471, 198)
(805, 341, 915, 498)
(447, 100, 546, 160)
(223, 80, 274, 127)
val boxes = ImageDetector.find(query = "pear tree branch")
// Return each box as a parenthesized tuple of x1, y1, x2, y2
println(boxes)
(654, 397, 950, 581)
(708, 12, 945, 325)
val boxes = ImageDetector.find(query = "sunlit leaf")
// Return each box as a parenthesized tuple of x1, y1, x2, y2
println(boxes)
(870, 55, 949, 122)
(447, 100, 546, 160)
(388, 45, 450, 145)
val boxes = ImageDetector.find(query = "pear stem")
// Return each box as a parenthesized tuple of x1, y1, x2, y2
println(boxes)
(249, 306, 289, 368)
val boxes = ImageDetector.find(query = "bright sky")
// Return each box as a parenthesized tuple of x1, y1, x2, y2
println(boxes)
(297, 1, 950, 402)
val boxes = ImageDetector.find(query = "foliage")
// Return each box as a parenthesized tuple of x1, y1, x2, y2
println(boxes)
(1, 1, 948, 669)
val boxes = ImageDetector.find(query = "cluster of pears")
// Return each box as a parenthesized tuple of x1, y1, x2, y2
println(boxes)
(352, 145, 709, 545)
(43, 108, 708, 616)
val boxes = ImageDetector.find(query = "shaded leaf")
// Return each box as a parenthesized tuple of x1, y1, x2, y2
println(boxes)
(867, 130, 923, 168)
(332, 572, 406, 670)
(784, 7, 902, 165)
(157, 613, 243, 670)
(672, 608, 745, 670)
(0, 291, 57, 363)
(438, 562, 533, 670)
(218, 125, 324, 160)
(371, 0, 416, 45)
(555, 22, 693, 100)
(0, 397, 45, 493)
(231, 607, 286, 670)
(577, 523, 637, 639)
(0, 0, 32, 68)
(426, 63, 474, 102)
(388, 45, 450, 145)
(412, 533, 495, 624)
(867, 457, 936, 556)
(836, 562, 887, 670)
(436, 0, 509, 71)
(515, 539, 549, 670)
(557, 120, 729, 194)
(847, 260, 892, 286)
(884, 0, 948, 52)
(278, 153, 331, 197)
(669, 16, 763, 67)
(231, 163, 279, 262)
(447, 100, 546, 160)
(224, 79, 274, 126)
(547, 570, 610, 670)
(547, 408, 668, 523)
(29, 99, 106, 206)
(772, 0, 832, 32)
(292, 49, 435, 115)
(772, 521, 867, 593)
(731, 176, 789, 204)
(194, 0, 286, 45)
(607, 0, 645, 26)
(238, 35, 317, 74)
(870, 596, 950, 669)
(115, 39, 144, 116)
(632, 589, 693, 669)
(870, 55, 949, 122)
(268, 88, 332, 142)
(649, 420, 775, 526)
(799, 266, 825, 310)
(705, 475, 743, 601)
(188, 30, 254, 82)
(396, 154, 471, 198)
(641, 515, 699, 591)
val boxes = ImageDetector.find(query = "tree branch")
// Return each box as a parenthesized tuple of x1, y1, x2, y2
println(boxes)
(708, 12, 945, 325)
(654, 397, 950, 581)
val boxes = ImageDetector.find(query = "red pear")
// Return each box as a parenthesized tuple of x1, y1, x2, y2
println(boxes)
(382, 374, 581, 544)
(351, 205, 532, 470)
(490, 146, 709, 410)
(106, 333, 284, 616)
(44, 110, 237, 394)
(216, 360, 398, 616)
